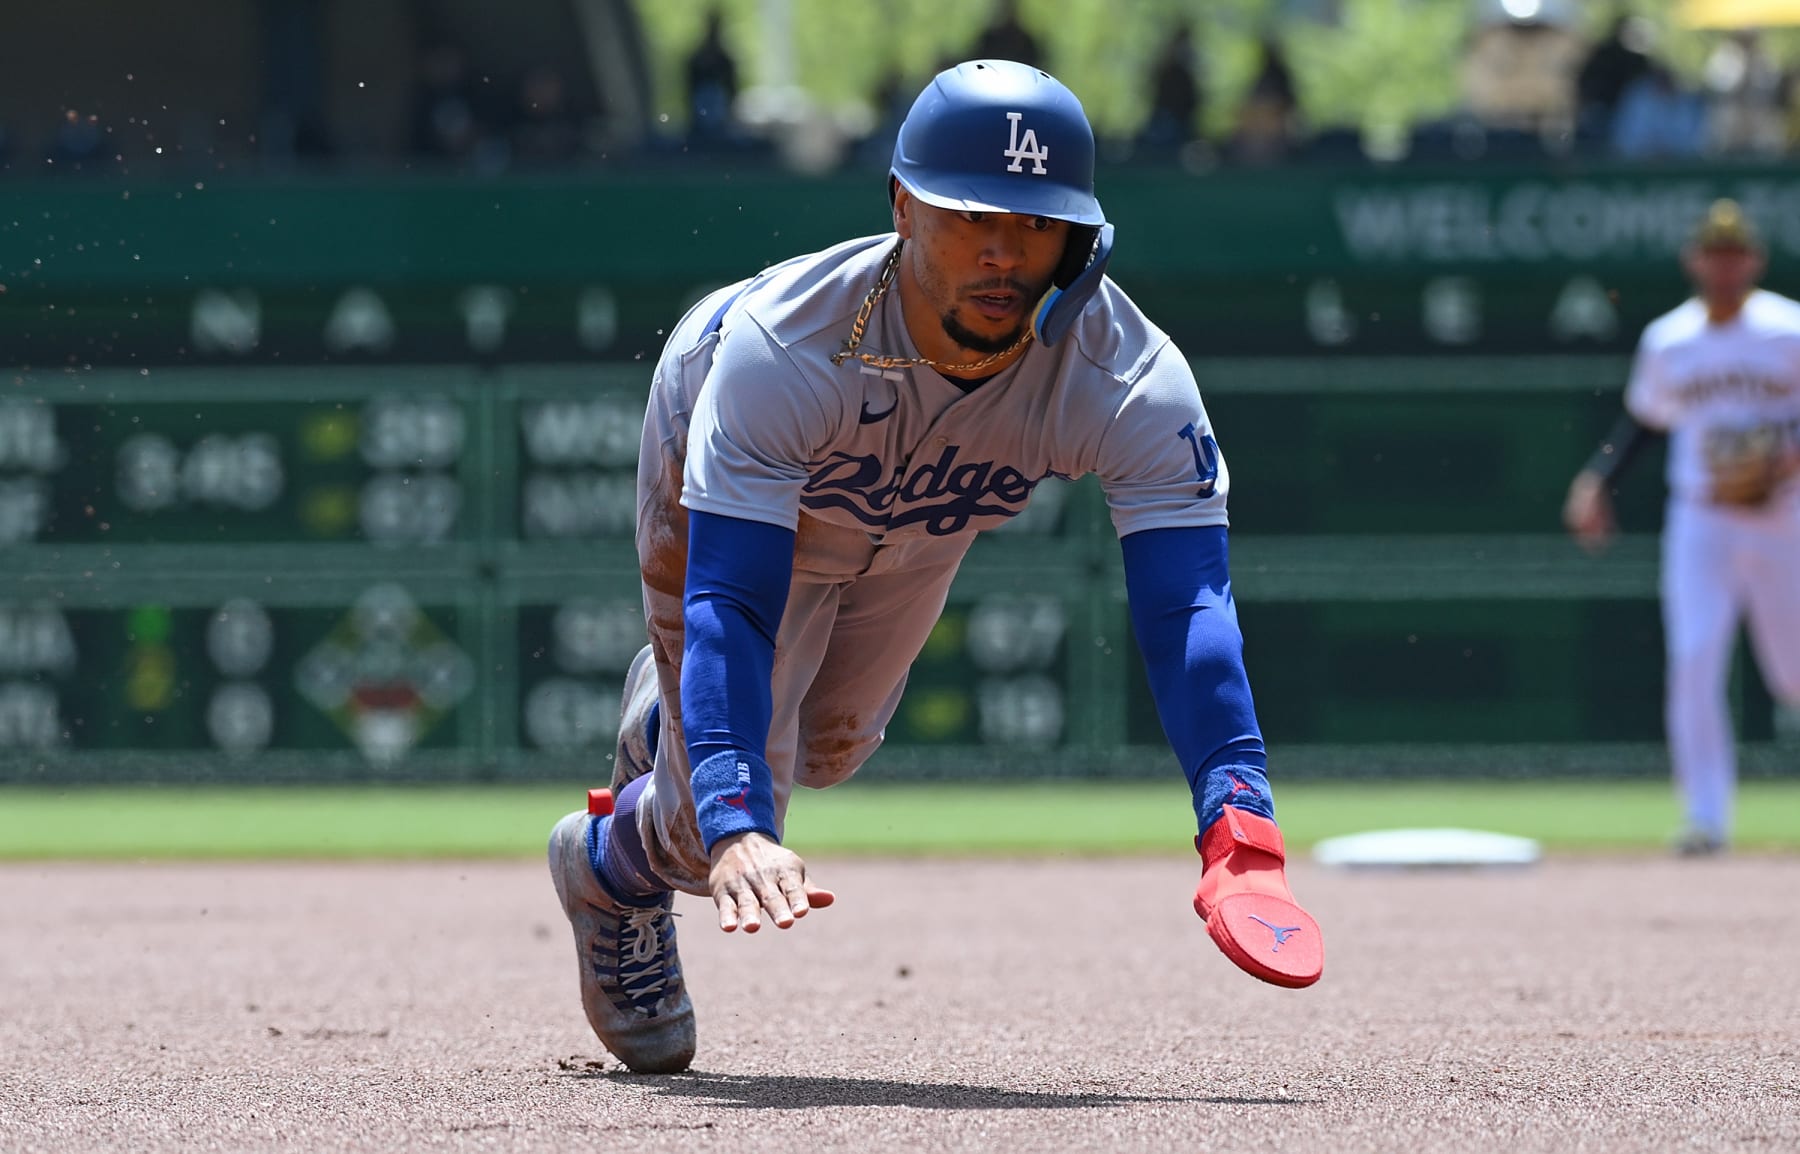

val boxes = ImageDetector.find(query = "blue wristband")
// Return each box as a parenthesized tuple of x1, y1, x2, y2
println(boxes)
(1196, 760, 1274, 836)
(691, 748, 780, 853)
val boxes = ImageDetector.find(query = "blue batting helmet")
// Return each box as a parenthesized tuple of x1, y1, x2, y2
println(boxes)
(890, 59, 1105, 227)
(890, 60, 1114, 344)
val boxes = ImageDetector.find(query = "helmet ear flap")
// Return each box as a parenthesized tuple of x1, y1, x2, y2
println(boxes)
(1052, 225, 1101, 290)
(1032, 223, 1114, 346)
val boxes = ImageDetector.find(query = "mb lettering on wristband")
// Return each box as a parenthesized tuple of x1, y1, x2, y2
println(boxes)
(691, 749, 780, 852)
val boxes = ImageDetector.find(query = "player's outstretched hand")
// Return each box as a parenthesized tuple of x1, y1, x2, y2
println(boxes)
(707, 831, 836, 934)
(1562, 469, 1616, 554)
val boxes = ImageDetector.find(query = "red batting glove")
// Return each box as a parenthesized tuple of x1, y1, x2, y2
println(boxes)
(1194, 805, 1324, 988)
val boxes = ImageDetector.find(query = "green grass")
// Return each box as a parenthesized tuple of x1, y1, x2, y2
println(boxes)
(0, 781, 1796, 860)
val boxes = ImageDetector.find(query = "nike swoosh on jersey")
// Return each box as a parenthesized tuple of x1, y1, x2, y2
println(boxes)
(859, 401, 897, 424)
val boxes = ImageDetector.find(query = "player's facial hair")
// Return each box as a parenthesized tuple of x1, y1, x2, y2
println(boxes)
(904, 227, 1048, 355)
(939, 307, 1026, 355)
(932, 267, 1044, 355)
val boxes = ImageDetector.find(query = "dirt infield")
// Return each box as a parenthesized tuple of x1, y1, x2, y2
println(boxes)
(2, 855, 1796, 1153)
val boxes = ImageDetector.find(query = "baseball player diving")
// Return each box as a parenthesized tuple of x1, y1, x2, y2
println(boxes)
(1564, 199, 1800, 856)
(548, 59, 1323, 1074)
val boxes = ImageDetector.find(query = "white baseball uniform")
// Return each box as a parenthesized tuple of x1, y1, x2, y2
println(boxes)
(1626, 289, 1800, 840)
(626, 233, 1231, 893)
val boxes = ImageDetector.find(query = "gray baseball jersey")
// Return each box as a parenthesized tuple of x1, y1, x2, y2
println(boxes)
(684, 233, 1226, 531)
(627, 232, 1231, 893)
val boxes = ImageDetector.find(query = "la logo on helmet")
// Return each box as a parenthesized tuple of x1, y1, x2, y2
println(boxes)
(1003, 112, 1049, 175)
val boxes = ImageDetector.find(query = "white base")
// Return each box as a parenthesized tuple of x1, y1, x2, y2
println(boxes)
(1312, 827, 1542, 869)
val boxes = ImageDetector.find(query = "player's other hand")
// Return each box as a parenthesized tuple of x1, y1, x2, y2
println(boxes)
(707, 831, 836, 934)
(1562, 469, 1616, 554)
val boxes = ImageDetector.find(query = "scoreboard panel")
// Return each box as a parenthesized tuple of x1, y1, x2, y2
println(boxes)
(7, 370, 481, 548)
(0, 588, 478, 763)
(513, 595, 643, 758)
(506, 367, 645, 543)
(0, 357, 1758, 783)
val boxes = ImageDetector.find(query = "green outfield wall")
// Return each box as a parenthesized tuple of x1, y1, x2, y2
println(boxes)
(2, 161, 1794, 782)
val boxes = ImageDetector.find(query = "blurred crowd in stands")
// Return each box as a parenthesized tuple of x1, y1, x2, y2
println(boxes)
(11, 1, 1800, 178)
(710, 4, 1800, 172)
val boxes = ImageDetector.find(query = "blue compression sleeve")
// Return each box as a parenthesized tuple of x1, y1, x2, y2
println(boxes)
(681, 509, 794, 853)
(1120, 525, 1274, 837)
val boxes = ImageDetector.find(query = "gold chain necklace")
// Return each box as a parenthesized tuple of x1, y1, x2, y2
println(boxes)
(828, 242, 1033, 376)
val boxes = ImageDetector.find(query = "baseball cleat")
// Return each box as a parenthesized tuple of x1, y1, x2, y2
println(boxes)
(1194, 805, 1323, 989)
(547, 802, 695, 1074)
(1672, 828, 1727, 857)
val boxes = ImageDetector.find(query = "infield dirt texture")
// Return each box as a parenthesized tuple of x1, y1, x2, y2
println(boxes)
(3, 856, 1796, 1153)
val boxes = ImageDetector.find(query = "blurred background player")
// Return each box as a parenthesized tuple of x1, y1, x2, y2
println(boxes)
(546, 59, 1322, 1074)
(1563, 200, 1800, 855)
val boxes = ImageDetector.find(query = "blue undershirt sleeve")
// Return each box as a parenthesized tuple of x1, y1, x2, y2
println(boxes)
(681, 509, 795, 853)
(1120, 524, 1275, 837)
